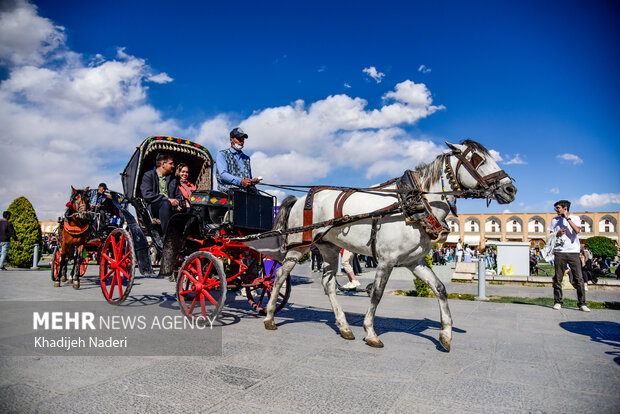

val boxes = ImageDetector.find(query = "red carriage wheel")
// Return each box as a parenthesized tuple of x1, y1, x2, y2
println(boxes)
(245, 257, 290, 315)
(99, 228, 135, 304)
(176, 251, 227, 323)
(50, 247, 61, 282)
(79, 256, 88, 277)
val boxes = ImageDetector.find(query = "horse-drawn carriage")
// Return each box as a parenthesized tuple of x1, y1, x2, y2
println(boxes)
(97, 136, 290, 321)
(51, 187, 126, 288)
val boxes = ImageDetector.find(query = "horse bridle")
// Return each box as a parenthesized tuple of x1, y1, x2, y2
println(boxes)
(448, 146, 511, 193)
(66, 191, 90, 219)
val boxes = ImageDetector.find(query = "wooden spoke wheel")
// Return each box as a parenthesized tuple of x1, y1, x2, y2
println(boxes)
(99, 228, 135, 304)
(245, 257, 290, 315)
(78, 256, 88, 277)
(50, 247, 61, 282)
(176, 251, 227, 323)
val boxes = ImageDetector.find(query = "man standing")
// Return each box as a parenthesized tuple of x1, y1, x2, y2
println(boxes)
(456, 238, 464, 262)
(0, 211, 18, 270)
(215, 128, 260, 192)
(140, 153, 183, 234)
(548, 200, 590, 312)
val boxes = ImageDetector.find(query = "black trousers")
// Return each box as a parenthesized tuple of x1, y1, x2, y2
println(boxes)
(311, 250, 323, 271)
(553, 252, 586, 307)
(150, 199, 173, 234)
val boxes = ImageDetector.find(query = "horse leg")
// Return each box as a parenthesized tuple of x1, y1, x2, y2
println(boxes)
(73, 246, 82, 289)
(363, 262, 394, 348)
(319, 245, 354, 340)
(61, 249, 68, 282)
(263, 249, 304, 330)
(408, 262, 453, 352)
(55, 256, 66, 287)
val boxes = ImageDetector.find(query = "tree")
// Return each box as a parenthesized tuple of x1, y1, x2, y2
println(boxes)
(585, 236, 617, 259)
(7, 197, 43, 268)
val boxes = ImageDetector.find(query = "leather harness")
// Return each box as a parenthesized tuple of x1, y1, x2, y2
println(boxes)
(298, 145, 510, 252)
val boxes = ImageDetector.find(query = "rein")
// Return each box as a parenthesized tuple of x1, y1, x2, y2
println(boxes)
(231, 144, 511, 244)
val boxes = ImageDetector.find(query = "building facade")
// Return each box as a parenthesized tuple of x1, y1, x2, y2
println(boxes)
(39, 220, 59, 236)
(444, 211, 619, 249)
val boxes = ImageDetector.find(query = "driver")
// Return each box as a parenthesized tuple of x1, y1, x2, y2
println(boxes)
(215, 127, 260, 193)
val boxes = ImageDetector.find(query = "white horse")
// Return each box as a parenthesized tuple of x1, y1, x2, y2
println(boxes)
(263, 140, 517, 351)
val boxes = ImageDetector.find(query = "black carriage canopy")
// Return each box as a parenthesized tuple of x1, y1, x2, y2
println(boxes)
(121, 136, 214, 200)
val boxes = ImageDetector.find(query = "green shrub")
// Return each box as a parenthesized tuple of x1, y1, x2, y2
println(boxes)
(414, 278, 431, 297)
(585, 236, 617, 259)
(7, 197, 43, 268)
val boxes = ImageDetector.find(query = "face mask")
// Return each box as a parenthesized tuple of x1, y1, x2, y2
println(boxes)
(232, 143, 244, 151)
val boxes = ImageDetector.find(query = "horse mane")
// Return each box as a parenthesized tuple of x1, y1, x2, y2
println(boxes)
(414, 139, 490, 190)
(415, 153, 447, 191)
(459, 139, 490, 156)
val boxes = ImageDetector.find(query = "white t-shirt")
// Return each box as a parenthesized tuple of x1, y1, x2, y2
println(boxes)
(548, 214, 581, 253)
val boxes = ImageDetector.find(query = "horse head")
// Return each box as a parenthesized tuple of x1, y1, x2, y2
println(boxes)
(69, 186, 91, 220)
(445, 140, 516, 205)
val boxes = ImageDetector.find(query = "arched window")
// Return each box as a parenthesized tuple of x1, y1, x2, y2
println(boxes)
(598, 216, 617, 233)
(465, 218, 480, 233)
(485, 217, 501, 233)
(528, 216, 545, 233)
(447, 219, 460, 233)
(508, 217, 523, 233)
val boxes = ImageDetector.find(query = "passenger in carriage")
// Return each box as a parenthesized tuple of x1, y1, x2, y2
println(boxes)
(175, 163, 196, 208)
(140, 152, 183, 234)
(89, 183, 116, 233)
(215, 127, 260, 193)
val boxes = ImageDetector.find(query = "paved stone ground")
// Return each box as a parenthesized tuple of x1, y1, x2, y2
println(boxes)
(1, 261, 619, 413)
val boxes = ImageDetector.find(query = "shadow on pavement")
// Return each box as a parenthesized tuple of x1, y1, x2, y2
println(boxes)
(560, 320, 620, 365)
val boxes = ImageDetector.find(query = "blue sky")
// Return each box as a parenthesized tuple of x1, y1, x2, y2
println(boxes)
(1, 0, 618, 220)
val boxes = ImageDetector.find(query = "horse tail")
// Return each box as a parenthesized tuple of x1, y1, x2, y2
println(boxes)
(274, 195, 298, 231)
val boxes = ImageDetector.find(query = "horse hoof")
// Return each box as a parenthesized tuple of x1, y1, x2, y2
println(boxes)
(365, 337, 384, 348)
(264, 320, 277, 331)
(73, 282, 80, 289)
(61, 277, 67, 282)
(439, 333, 451, 352)
(340, 327, 355, 340)
(68, 278, 73, 283)
(54, 281, 60, 287)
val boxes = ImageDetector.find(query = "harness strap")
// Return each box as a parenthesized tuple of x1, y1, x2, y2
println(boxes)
(334, 189, 356, 219)
(368, 218, 379, 260)
(454, 148, 509, 189)
(63, 220, 89, 236)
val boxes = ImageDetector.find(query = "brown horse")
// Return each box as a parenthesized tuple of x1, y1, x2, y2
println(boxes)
(53, 187, 90, 289)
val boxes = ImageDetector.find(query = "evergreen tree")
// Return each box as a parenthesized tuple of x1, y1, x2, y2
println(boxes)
(7, 197, 43, 268)
(585, 236, 617, 259)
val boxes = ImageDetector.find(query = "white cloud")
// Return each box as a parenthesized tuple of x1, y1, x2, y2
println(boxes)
(344, 83, 351, 88)
(502, 209, 512, 214)
(363, 66, 385, 83)
(577, 193, 620, 208)
(418, 64, 432, 74)
(0, 0, 66, 66)
(147, 72, 173, 84)
(505, 154, 527, 165)
(317, 65, 326, 73)
(556, 153, 583, 165)
(488, 149, 503, 162)
(0, 0, 183, 219)
(0, 2, 448, 220)
(550, 187, 560, 194)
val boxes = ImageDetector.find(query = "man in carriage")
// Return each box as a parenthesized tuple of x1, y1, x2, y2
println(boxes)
(140, 152, 184, 233)
(215, 127, 260, 193)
